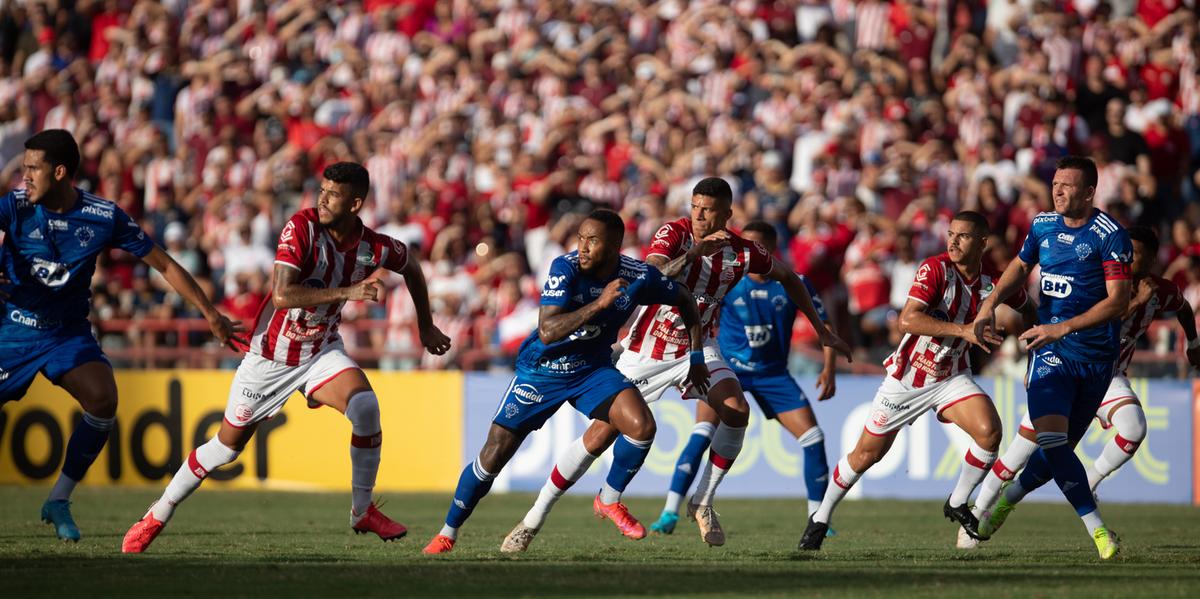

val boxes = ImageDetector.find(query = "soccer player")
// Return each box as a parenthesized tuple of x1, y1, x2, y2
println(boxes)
(961, 225, 1196, 550)
(799, 210, 1035, 550)
(969, 156, 1132, 560)
(646, 220, 839, 535)
(0, 130, 243, 542)
(122, 162, 451, 553)
(502, 178, 851, 552)
(421, 209, 707, 555)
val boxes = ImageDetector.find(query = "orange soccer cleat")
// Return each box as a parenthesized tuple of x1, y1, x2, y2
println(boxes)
(593, 494, 647, 540)
(422, 534, 456, 554)
(351, 503, 408, 541)
(122, 514, 166, 554)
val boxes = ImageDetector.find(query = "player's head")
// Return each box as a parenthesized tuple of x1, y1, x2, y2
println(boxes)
(690, 177, 733, 239)
(947, 210, 990, 267)
(1127, 225, 1159, 277)
(1052, 156, 1098, 220)
(319, 162, 370, 227)
(741, 220, 778, 254)
(22, 129, 80, 202)
(578, 209, 624, 275)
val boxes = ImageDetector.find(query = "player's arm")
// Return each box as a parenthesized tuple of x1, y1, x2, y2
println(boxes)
(142, 246, 247, 352)
(899, 296, 1004, 352)
(972, 256, 1033, 341)
(398, 255, 451, 356)
(765, 259, 852, 361)
(271, 263, 380, 309)
(537, 278, 627, 344)
(662, 283, 710, 397)
(1021, 277, 1131, 351)
(816, 327, 838, 401)
(1174, 302, 1200, 369)
(654, 231, 731, 279)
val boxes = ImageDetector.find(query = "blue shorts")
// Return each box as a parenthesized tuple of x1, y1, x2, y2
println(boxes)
(0, 321, 108, 404)
(492, 366, 636, 434)
(1025, 347, 1114, 443)
(737, 370, 810, 420)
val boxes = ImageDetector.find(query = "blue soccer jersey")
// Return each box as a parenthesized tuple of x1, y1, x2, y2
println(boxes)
(0, 188, 154, 330)
(514, 252, 680, 376)
(1017, 209, 1132, 363)
(718, 274, 826, 374)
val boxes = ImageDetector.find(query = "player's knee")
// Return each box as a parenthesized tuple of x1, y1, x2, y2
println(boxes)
(719, 401, 750, 427)
(973, 421, 1002, 452)
(851, 445, 884, 468)
(345, 390, 381, 436)
(1112, 404, 1147, 442)
(629, 413, 656, 442)
(81, 393, 118, 419)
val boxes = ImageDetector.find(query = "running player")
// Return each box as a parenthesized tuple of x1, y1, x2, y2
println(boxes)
(961, 225, 1195, 549)
(971, 156, 1132, 559)
(501, 178, 851, 552)
(0, 130, 243, 542)
(122, 162, 450, 553)
(799, 211, 1035, 550)
(646, 220, 839, 535)
(421, 209, 706, 554)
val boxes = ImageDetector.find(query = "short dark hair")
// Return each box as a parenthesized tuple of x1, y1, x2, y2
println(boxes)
(586, 208, 624, 244)
(742, 220, 777, 245)
(692, 177, 732, 205)
(1127, 225, 1160, 255)
(322, 162, 370, 200)
(1055, 155, 1098, 190)
(952, 210, 991, 235)
(24, 129, 80, 178)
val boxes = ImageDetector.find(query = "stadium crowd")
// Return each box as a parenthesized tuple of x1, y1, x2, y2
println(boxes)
(0, 0, 1197, 374)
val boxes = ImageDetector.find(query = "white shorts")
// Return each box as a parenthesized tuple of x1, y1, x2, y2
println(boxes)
(615, 343, 739, 404)
(1017, 375, 1141, 431)
(865, 373, 990, 436)
(224, 344, 359, 428)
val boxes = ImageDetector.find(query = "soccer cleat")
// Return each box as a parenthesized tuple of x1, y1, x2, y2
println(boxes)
(500, 523, 539, 553)
(122, 513, 166, 553)
(977, 496, 1016, 540)
(1093, 527, 1120, 560)
(956, 526, 980, 550)
(41, 500, 81, 542)
(944, 499, 983, 540)
(798, 516, 828, 551)
(593, 494, 646, 540)
(351, 503, 407, 541)
(686, 501, 725, 547)
(422, 534, 455, 554)
(649, 510, 679, 535)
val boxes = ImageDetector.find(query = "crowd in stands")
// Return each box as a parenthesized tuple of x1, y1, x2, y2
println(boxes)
(1, 0, 1198, 376)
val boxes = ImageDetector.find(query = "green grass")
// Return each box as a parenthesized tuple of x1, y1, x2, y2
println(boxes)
(0, 487, 1197, 597)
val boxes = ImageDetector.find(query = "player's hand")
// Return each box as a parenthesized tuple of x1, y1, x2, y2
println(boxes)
(1126, 278, 1154, 317)
(819, 328, 853, 362)
(1020, 322, 1068, 351)
(693, 231, 732, 256)
(596, 278, 629, 309)
(687, 361, 710, 397)
(960, 320, 1003, 353)
(348, 279, 382, 303)
(969, 308, 997, 352)
(1186, 345, 1200, 371)
(420, 323, 452, 356)
(816, 367, 836, 401)
(209, 314, 249, 353)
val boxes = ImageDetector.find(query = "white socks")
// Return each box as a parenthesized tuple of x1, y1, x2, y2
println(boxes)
(522, 438, 598, 530)
(949, 442, 997, 507)
(346, 391, 383, 516)
(690, 424, 745, 507)
(151, 437, 240, 522)
(973, 433, 1038, 518)
(1086, 403, 1146, 490)
(813, 456, 859, 524)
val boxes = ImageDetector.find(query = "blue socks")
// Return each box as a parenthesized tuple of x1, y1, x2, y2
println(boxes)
(669, 425, 714, 496)
(798, 426, 829, 503)
(600, 435, 653, 503)
(444, 460, 496, 531)
(1019, 432, 1097, 517)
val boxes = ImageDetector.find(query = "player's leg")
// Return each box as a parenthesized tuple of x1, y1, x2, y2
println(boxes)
(937, 392, 1001, 538)
(799, 427, 897, 549)
(972, 413, 1038, 521)
(651, 400, 718, 534)
(1085, 378, 1145, 490)
(428, 422, 526, 554)
(767, 375, 828, 520)
(591, 386, 659, 539)
(687, 369, 748, 546)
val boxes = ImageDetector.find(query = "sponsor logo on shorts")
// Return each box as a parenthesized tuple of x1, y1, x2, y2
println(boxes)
(511, 384, 545, 405)
(234, 403, 255, 423)
(877, 398, 912, 413)
(240, 388, 265, 401)
(1041, 354, 1062, 366)
(538, 356, 588, 372)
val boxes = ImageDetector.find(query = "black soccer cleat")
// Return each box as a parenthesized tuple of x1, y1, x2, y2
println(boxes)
(797, 516, 829, 551)
(944, 499, 983, 540)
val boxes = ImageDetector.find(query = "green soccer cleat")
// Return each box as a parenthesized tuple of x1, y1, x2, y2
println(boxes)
(977, 495, 1015, 540)
(1093, 527, 1120, 560)
(649, 510, 679, 535)
(41, 500, 81, 542)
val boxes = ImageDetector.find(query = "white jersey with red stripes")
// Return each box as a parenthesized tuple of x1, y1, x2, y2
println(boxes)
(249, 208, 409, 366)
(623, 218, 773, 361)
(1115, 274, 1186, 376)
(884, 254, 1028, 388)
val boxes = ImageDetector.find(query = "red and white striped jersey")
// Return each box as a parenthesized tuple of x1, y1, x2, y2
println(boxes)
(884, 254, 1028, 388)
(1116, 275, 1186, 376)
(623, 218, 773, 361)
(249, 208, 409, 366)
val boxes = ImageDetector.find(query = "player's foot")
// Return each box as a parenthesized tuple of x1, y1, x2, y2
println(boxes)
(500, 523, 539, 553)
(122, 513, 165, 553)
(686, 501, 725, 547)
(1093, 527, 1120, 560)
(40, 500, 81, 542)
(593, 494, 646, 540)
(422, 534, 455, 554)
(649, 510, 678, 535)
(943, 499, 983, 540)
(977, 495, 1016, 540)
(798, 516, 828, 551)
(350, 503, 407, 541)
(956, 526, 980, 549)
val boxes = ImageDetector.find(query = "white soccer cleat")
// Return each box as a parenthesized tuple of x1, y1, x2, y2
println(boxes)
(500, 523, 539, 553)
(956, 526, 980, 549)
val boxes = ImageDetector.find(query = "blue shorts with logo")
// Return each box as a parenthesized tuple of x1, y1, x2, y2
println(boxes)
(0, 316, 108, 404)
(736, 370, 810, 419)
(1025, 346, 1114, 443)
(492, 366, 636, 435)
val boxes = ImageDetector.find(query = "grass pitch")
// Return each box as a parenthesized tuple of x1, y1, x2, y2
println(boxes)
(0, 486, 1197, 597)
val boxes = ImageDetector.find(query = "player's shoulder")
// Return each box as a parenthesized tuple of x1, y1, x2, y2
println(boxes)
(1031, 211, 1061, 230)
(1086, 208, 1125, 239)
(76, 189, 119, 220)
(552, 251, 581, 272)
(919, 253, 952, 273)
(1148, 273, 1182, 295)
(290, 207, 320, 225)
(656, 217, 692, 237)
(617, 254, 649, 277)
(2, 187, 29, 209)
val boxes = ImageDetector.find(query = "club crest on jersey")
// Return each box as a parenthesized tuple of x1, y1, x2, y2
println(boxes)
(721, 247, 742, 267)
(1075, 243, 1093, 260)
(75, 226, 94, 247)
(980, 282, 995, 300)
(511, 383, 545, 405)
(615, 293, 632, 310)
(771, 295, 788, 310)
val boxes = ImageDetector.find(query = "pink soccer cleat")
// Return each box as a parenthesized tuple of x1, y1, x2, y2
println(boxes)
(122, 514, 166, 554)
(422, 534, 456, 554)
(351, 503, 408, 541)
(593, 494, 647, 540)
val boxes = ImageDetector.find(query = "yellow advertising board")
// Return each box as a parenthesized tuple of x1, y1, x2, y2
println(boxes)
(0, 371, 463, 492)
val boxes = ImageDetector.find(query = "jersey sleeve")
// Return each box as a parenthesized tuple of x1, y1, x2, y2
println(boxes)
(111, 204, 156, 258)
(1101, 229, 1133, 281)
(747, 240, 774, 275)
(907, 257, 945, 306)
(274, 214, 312, 271)
(1017, 225, 1041, 265)
(634, 264, 680, 306)
(0, 191, 14, 231)
(800, 274, 829, 322)
(376, 232, 410, 272)
(646, 221, 687, 260)
(540, 256, 574, 307)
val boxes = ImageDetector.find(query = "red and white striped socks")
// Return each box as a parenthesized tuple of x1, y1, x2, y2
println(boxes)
(522, 437, 598, 530)
(690, 424, 745, 507)
(346, 391, 383, 516)
(1086, 403, 1146, 490)
(949, 442, 997, 507)
(150, 437, 241, 522)
(813, 456, 860, 524)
